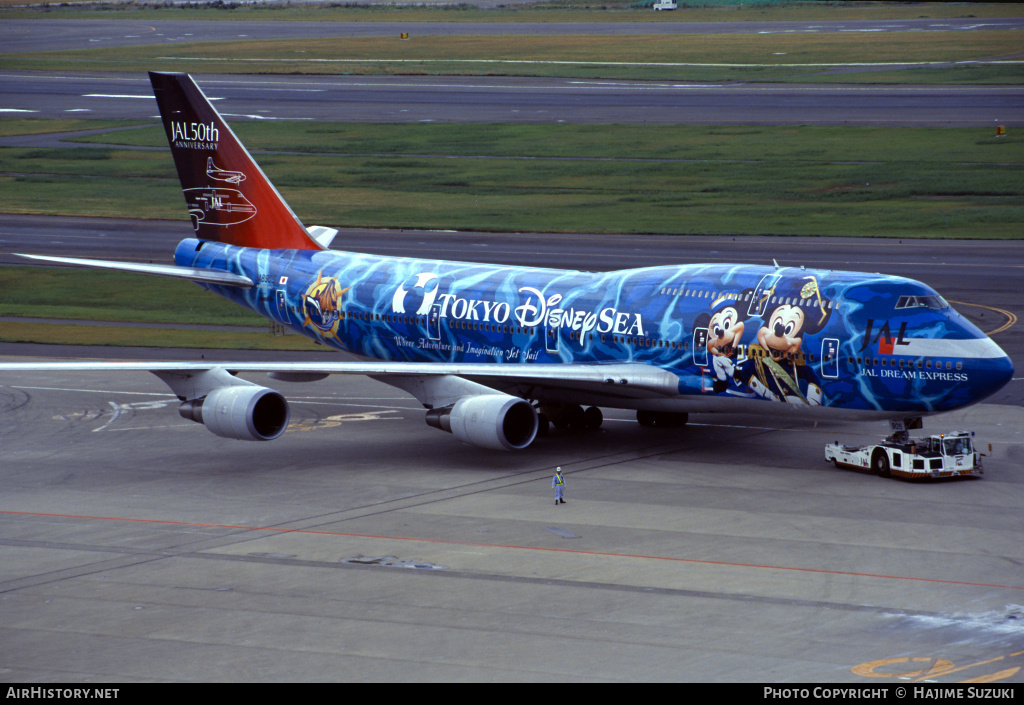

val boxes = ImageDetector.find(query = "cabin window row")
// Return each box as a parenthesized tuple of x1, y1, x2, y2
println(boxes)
(850, 356, 963, 371)
(341, 311, 425, 324)
(658, 286, 836, 311)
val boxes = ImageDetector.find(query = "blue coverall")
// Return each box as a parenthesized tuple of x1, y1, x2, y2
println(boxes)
(553, 472, 565, 503)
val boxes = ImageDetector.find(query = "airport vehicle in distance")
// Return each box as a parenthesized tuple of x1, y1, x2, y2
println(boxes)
(0, 73, 1014, 454)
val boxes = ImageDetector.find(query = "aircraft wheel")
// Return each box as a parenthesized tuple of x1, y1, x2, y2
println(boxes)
(872, 450, 891, 478)
(583, 406, 603, 430)
(637, 410, 657, 427)
(663, 412, 688, 428)
(566, 404, 587, 431)
(550, 408, 570, 430)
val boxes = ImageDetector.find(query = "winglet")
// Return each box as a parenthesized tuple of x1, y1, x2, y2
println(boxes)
(149, 72, 323, 251)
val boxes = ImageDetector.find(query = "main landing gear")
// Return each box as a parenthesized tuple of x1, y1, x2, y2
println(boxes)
(534, 405, 689, 436)
(636, 410, 689, 428)
(537, 403, 603, 436)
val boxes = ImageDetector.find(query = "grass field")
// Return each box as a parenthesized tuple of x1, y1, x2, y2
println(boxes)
(0, 267, 326, 350)
(2, 122, 1021, 239)
(0, 319, 326, 350)
(0, 267, 265, 325)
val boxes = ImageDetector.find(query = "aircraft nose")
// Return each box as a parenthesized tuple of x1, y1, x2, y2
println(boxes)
(973, 339, 1014, 403)
(992, 349, 1014, 392)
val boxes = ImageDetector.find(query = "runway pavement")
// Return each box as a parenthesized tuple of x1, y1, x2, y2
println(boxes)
(1, 367, 1023, 682)
(3, 71, 1022, 126)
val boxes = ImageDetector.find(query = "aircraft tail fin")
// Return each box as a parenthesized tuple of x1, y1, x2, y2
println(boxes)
(149, 72, 323, 251)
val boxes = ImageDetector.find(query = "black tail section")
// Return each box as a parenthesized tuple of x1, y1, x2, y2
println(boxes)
(149, 72, 322, 251)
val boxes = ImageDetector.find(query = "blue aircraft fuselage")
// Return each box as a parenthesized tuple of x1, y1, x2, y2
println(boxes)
(176, 238, 1014, 420)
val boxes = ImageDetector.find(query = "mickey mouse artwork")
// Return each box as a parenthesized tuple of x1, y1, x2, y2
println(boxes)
(737, 276, 833, 405)
(694, 293, 749, 395)
(697, 275, 833, 406)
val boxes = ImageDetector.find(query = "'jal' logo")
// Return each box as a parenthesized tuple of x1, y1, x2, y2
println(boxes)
(858, 319, 909, 354)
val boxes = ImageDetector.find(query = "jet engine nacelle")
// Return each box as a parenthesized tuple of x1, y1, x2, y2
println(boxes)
(179, 385, 290, 441)
(425, 394, 538, 451)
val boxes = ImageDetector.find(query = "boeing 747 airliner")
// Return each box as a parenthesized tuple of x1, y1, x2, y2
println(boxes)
(0, 73, 1013, 454)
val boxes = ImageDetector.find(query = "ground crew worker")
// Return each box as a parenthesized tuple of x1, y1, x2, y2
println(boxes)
(552, 467, 566, 505)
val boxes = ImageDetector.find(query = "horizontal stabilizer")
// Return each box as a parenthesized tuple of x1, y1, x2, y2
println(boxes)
(16, 253, 254, 288)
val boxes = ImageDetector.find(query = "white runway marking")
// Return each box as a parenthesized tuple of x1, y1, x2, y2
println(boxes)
(160, 57, 1024, 70)
(83, 94, 155, 99)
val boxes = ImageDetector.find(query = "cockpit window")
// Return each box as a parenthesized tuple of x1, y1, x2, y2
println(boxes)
(896, 295, 948, 310)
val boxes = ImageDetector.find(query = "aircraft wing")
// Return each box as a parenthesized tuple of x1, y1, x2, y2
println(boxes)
(0, 360, 679, 404)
